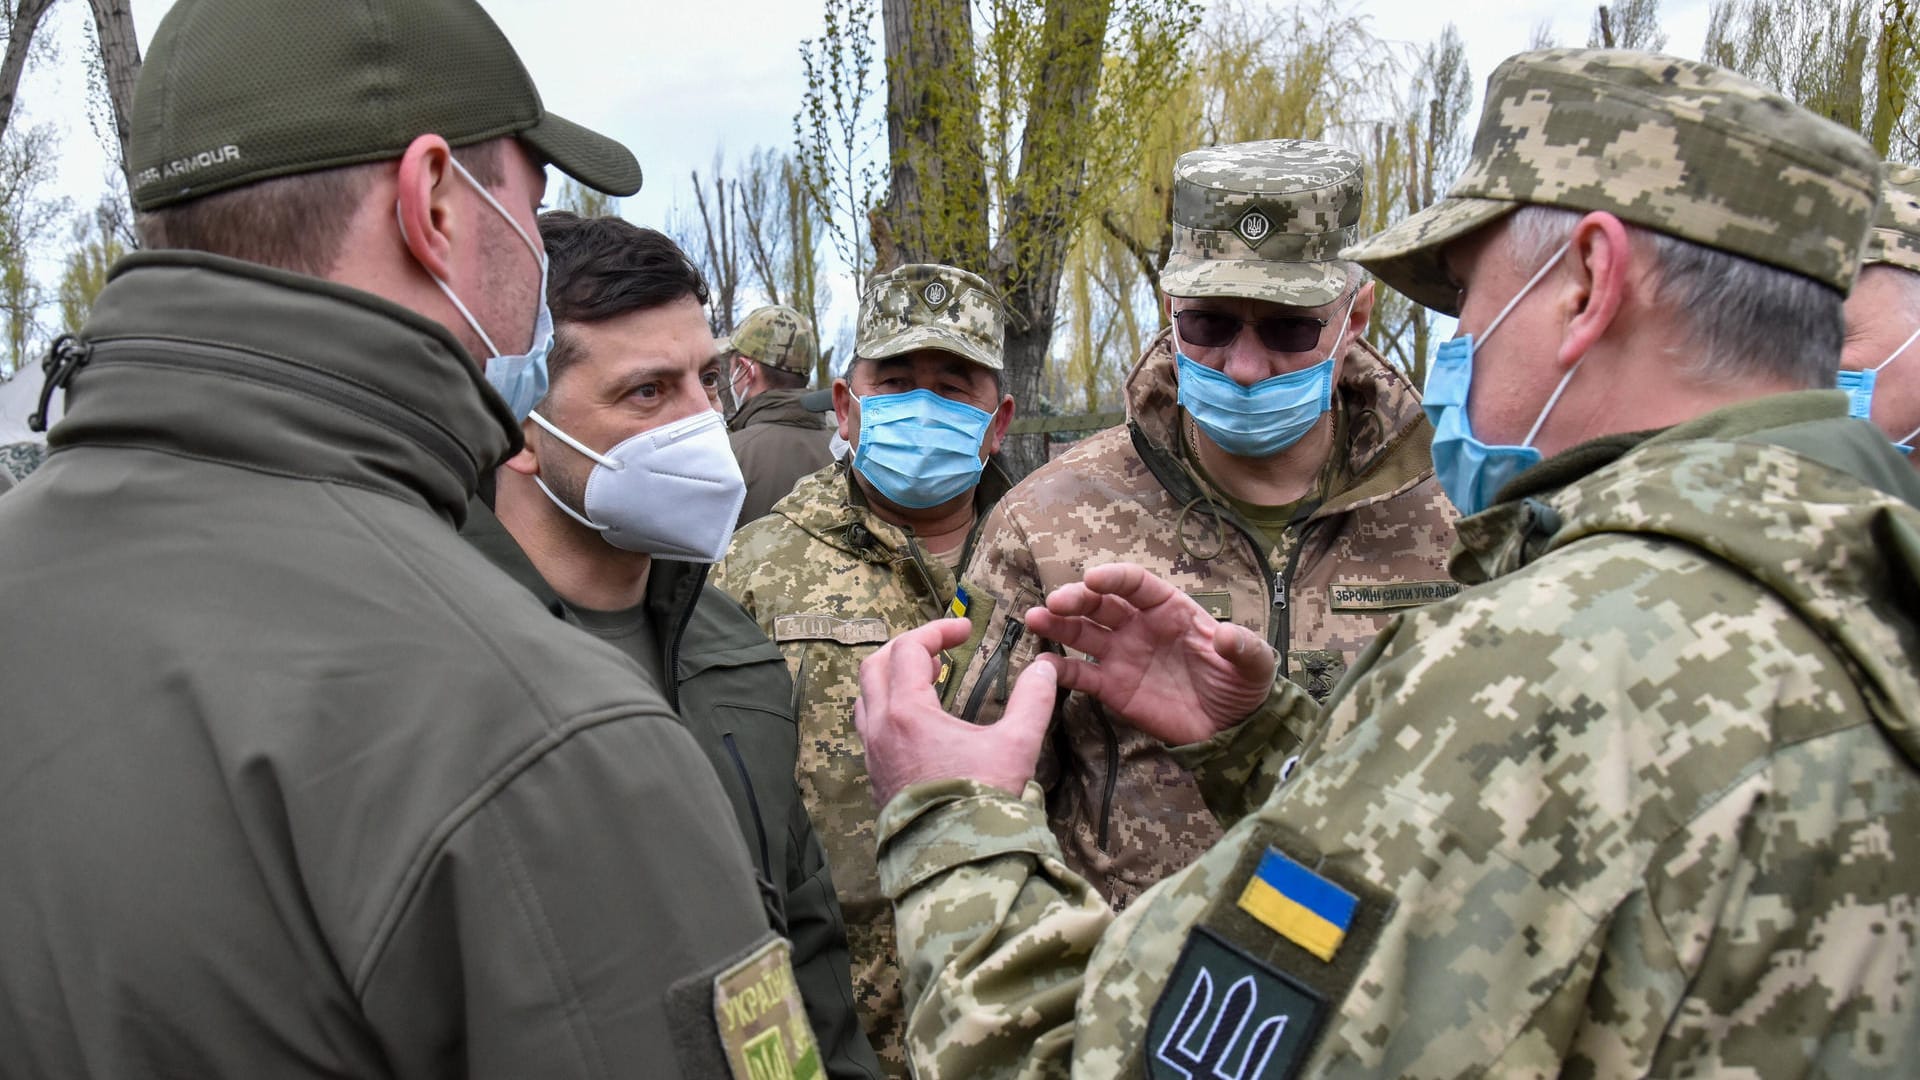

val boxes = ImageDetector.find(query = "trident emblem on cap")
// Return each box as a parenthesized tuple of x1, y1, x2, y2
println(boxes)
(923, 280, 950, 307)
(1238, 209, 1272, 245)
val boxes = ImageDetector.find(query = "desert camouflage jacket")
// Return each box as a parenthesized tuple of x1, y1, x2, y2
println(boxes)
(713, 460, 1011, 1076)
(879, 391, 1920, 1079)
(947, 328, 1456, 910)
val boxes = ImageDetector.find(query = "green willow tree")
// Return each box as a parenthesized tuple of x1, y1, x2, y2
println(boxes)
(1705, 0, 1918, 161)
(801, 0, 1200, 478)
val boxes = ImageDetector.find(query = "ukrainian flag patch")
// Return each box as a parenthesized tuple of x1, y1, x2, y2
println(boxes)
(1237, 848, 1356, 962)
(948, 586, 970, 618)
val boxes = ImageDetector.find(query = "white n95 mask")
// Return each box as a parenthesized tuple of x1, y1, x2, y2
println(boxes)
(527, 408, 747, 562)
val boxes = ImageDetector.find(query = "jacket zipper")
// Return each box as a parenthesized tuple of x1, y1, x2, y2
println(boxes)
(85, 340, 476, 484)
(722, 732, 774, 881)
(1096, 716, 1120, 851)
(960, 617, 1024, 722)
(726, 733, 787, 936)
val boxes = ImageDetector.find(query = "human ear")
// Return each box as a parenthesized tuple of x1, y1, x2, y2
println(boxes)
(394, 135, 460, 282)
(1558, 212, 1632, 369)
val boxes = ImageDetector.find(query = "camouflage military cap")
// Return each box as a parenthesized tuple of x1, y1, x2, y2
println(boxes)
(1161, 140, 1362, 308)
(1866, 163, 1920, 274)
(722, 305, 818, 376)
(855, 264, 1005, 371)
(1345, 48, 1884, 315)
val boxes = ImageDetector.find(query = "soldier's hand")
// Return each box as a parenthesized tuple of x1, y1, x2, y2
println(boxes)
(1025, 562, 1276, 745)
(855, 617, 1060, 807)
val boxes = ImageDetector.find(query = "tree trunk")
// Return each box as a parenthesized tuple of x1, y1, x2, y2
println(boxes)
(0, 0, 58, 143)
(990, 0, 1115, 480)
(87, 0, 142, 193)
(879, 0, 987, 269)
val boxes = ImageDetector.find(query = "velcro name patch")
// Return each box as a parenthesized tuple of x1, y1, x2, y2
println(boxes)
(713, 937, 822, 1080)
(772, 614, 891, 645)
(1328, 580, 1461, 611)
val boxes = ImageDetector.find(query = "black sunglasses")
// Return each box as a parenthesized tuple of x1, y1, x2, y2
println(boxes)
(1172, 306, 1335, 354)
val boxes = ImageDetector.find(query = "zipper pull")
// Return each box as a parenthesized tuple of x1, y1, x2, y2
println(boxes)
(30, 336, 91, 433)
(1272, 572, 1288, 609)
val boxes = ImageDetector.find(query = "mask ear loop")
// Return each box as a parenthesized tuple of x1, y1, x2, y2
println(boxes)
(526, 410, 617, 532)
(1872, 326, 1920, 372)
(396, 202, 502, 358)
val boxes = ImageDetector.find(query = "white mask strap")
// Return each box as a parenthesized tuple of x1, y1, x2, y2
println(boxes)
(395, 201, 502, 358)
(1872, 325, 1920, 372)
(1522, 358, 1586, 449)
(533, 475, 608, 532)
(1481, 239, 1574, 345)
(529, 410, 625, 471)
(448, 156, 543, 263)
(1899, 421, 1920, 446)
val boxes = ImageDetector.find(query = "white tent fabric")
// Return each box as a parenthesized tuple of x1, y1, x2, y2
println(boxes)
(0, 364, 57, 444)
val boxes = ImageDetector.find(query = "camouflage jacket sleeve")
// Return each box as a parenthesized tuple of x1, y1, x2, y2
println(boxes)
(1166, 675, 1322, 829)
(876, 779, 1111, 1080)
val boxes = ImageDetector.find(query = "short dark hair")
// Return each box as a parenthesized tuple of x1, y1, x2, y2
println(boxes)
(136, 140, 503, 278)
(539, 211, 711, 388)
(746, 358, 809, 392)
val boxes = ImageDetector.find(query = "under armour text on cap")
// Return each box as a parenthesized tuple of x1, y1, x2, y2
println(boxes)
(130, 0, 642, 212)
(1345, 48, 1882, 315)
(1160, 139, 1363, 308)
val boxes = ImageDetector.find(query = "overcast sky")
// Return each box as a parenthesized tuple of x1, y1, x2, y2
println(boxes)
(17, 0, 1714, 347)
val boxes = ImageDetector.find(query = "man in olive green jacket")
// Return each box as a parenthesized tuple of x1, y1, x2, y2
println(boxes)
(465, 211, 879, 1080)
(0, 3, 812, 1077)
(725, 304, 836, 525)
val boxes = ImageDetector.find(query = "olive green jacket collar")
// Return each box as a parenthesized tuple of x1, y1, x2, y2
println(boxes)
(57, 251, 518, 527)
(729, 388, 829, 433)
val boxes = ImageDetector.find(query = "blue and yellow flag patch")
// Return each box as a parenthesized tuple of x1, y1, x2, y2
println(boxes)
(1237, 848, 1356, 962)
(947, 586, 970, 618)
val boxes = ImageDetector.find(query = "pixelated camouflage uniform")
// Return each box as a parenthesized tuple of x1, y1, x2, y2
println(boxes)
(1866, 162, 1920, 273)
(879, 392, 1920, 1078)
(713, 459, 1011, 1076)
(947, 330, 1456, 912)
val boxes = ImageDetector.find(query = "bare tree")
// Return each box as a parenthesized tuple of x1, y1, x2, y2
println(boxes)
(1590, 1, 1669, 51)
(85, 0, 142, 192)
(0, 0, 58, 143)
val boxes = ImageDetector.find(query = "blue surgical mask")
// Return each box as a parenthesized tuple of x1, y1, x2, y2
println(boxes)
(1835, 325, 1920, 455)
(397, 157, 553, 422)
(852, 388, 994, 509)
(1425, 239, 1583, 516)
(1174, 291, 1355, 458)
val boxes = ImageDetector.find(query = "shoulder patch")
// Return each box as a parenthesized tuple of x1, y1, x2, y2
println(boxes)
(713, 937, 823, 1080)
(772, 614, 891, 645)
(1328, 580, 1461, 611)
(1148, 927, 1324, 1080)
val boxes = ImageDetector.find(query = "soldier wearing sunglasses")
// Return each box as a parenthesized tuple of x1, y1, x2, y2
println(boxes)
(944, 139, 1458, 910)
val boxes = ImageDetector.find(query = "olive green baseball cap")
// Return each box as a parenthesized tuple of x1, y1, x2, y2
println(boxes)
(855, 264, 1006, 371)
(1345, 48, 1882, 314)
(1160, 139, 1363, 308)
(721, 305, 818, 377)
(1866, 163, 1920, 274)
(130, 0, 642, 212)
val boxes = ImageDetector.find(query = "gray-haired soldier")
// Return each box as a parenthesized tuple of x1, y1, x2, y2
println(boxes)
(1838, 163, 1920, 459)
(856, 48, 1920, 1079)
